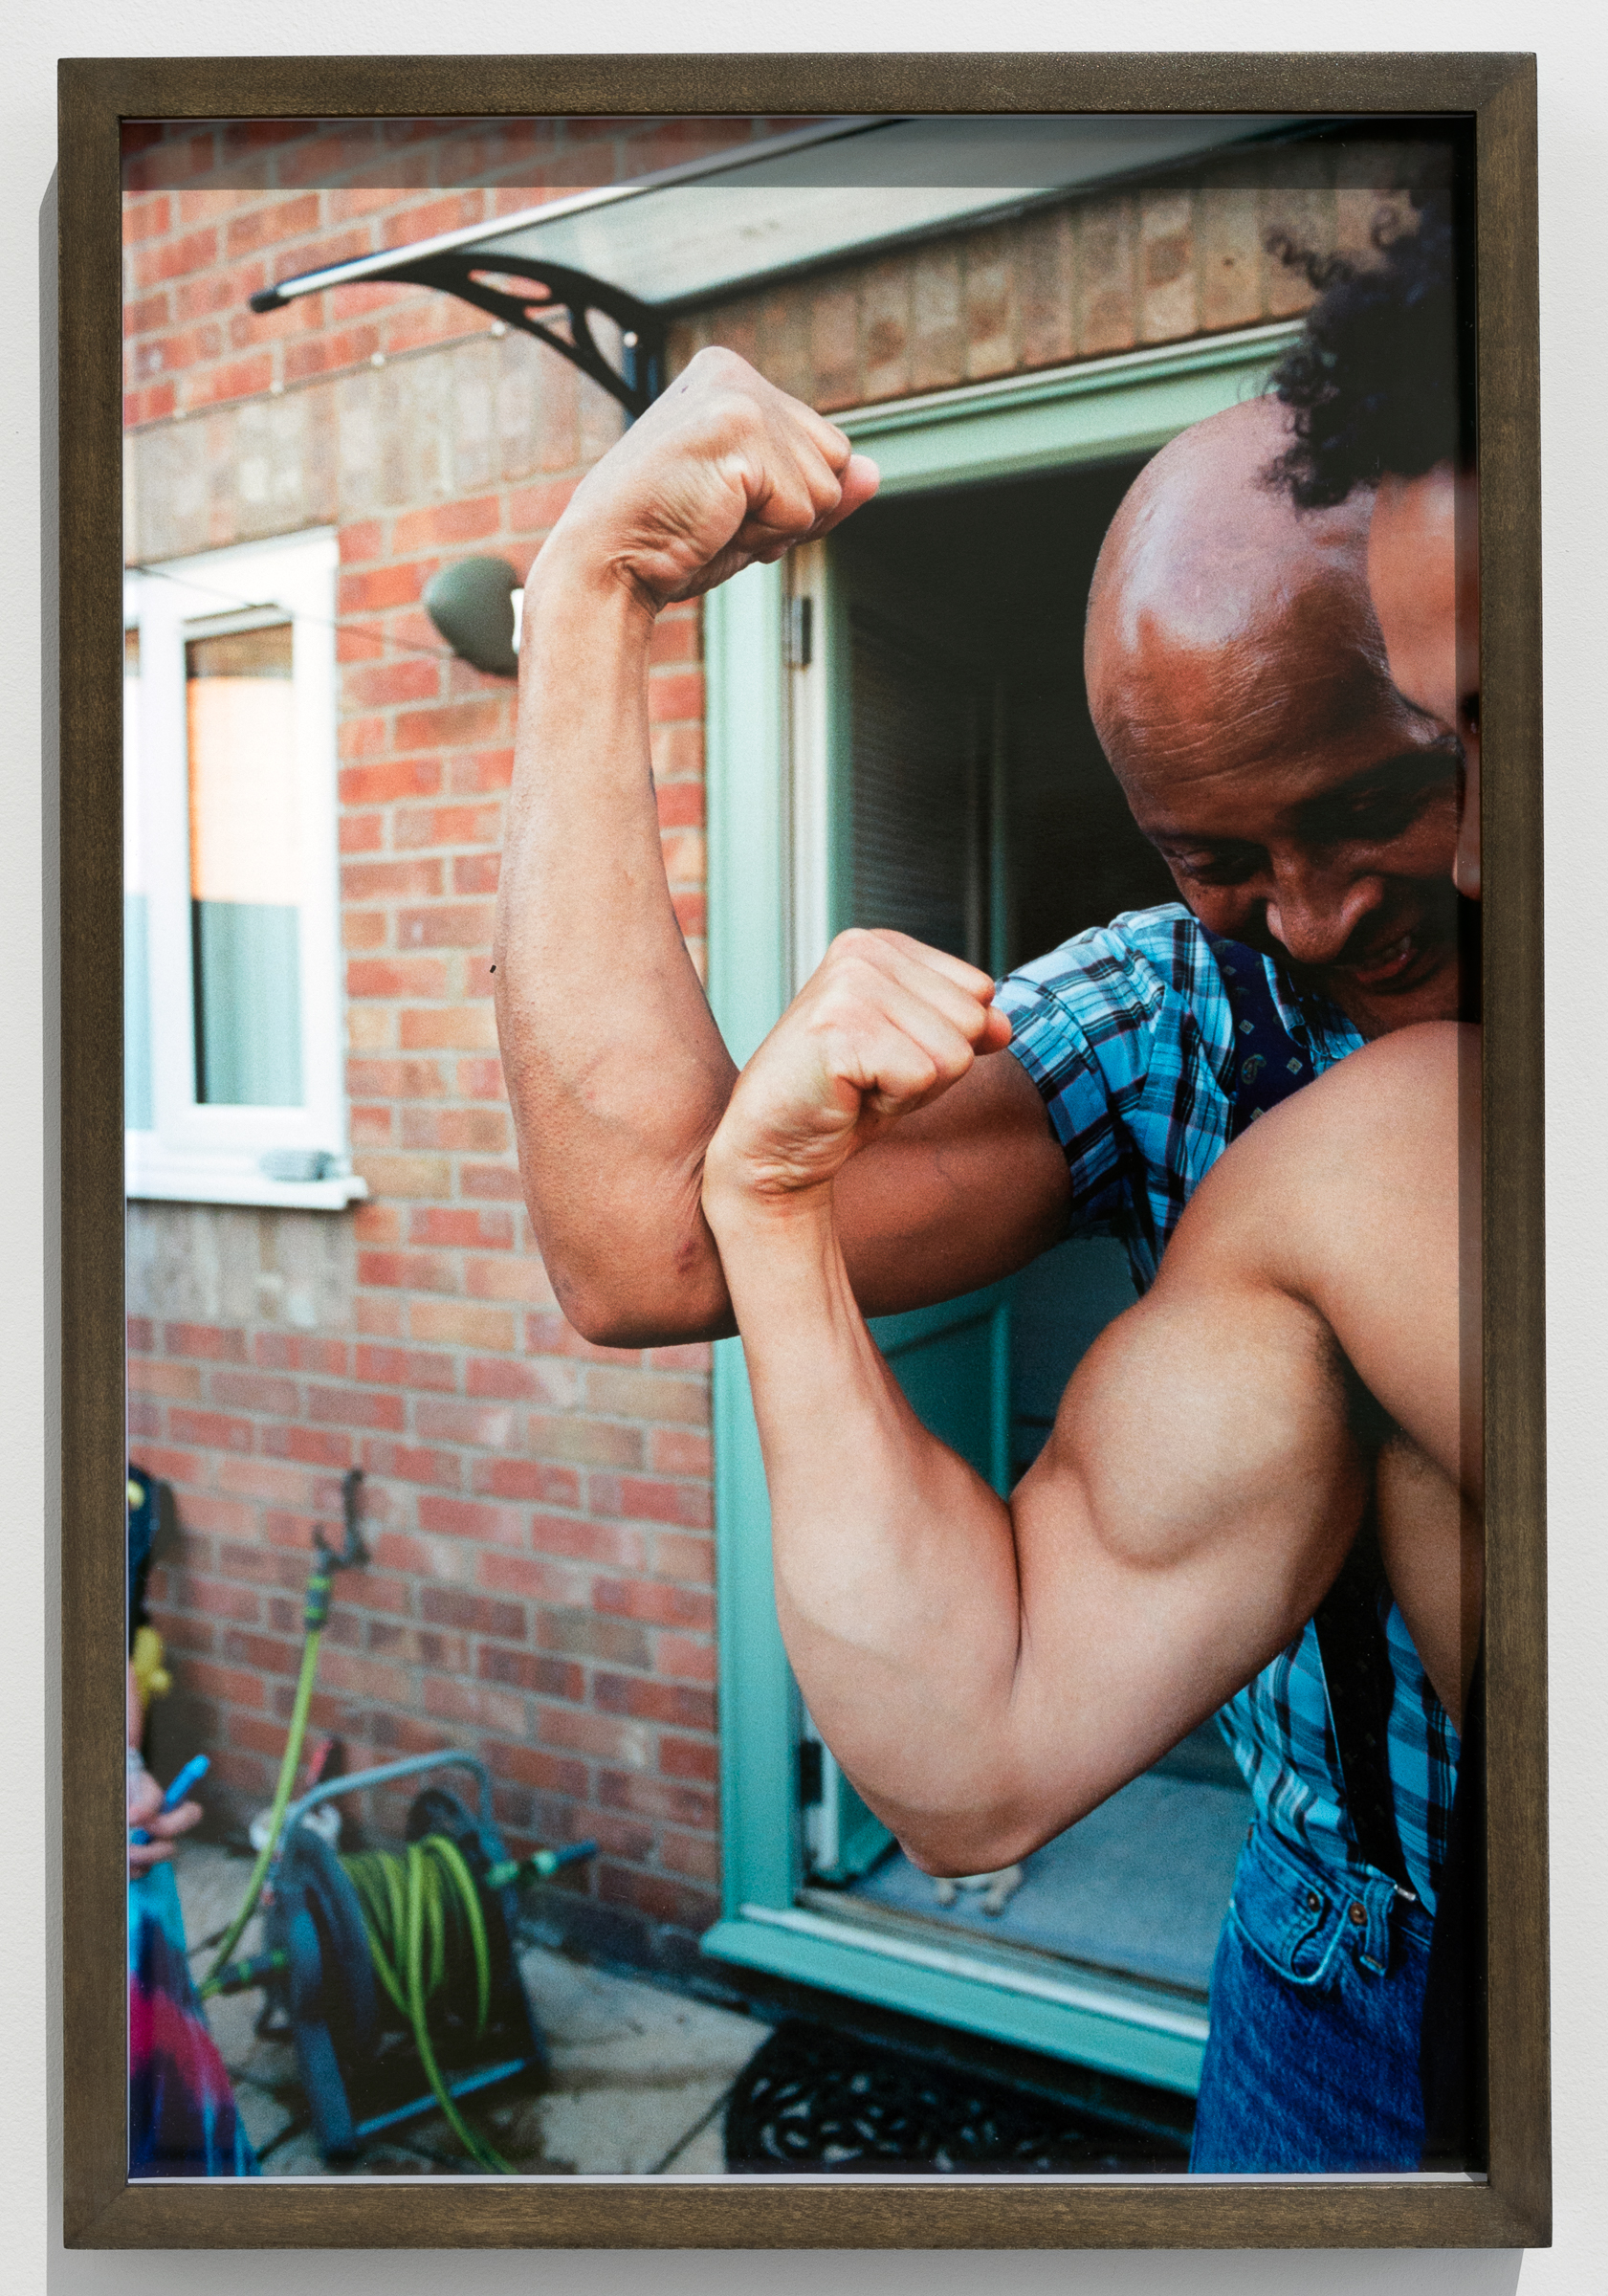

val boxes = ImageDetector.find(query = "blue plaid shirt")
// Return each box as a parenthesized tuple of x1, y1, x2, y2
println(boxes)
(996, 902, 1460, 1912)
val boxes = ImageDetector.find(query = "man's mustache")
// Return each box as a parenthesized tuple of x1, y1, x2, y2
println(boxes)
(1240, 886, 1473, 981)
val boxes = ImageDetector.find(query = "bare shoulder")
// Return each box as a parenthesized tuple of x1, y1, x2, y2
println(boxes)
(1255, 1020, 1471, 1166)
(1214, 1020, 1466, 1191)
(1145, 1019, 1471, 1494)
(1159, 1021, 1473, 1303)
(1306, 1019, 1472, 1121)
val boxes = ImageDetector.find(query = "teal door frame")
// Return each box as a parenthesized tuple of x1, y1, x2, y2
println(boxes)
(702, 322, 1298, 2096)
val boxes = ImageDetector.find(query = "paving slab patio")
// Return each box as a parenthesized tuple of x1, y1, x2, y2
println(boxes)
(174, 1842, 761, 2176)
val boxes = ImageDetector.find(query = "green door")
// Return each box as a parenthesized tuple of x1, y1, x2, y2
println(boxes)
(801, 574, 1016, 1883)
(803, 1282, 1014, 1883)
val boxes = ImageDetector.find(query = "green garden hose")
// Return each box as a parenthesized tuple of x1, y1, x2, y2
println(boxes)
(198, 1558, 333, 1999)
(343, 1835, 512, 2174)
(194, 1512, 590, 2172)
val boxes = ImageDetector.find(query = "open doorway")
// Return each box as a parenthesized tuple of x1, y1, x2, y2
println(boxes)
(802, 457, 1254, 2008)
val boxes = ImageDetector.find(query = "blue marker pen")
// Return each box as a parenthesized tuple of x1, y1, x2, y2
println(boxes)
(130, 1753, 209, 1845)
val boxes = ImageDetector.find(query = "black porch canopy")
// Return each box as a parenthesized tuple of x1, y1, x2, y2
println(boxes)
(249, 112, 1320, 418)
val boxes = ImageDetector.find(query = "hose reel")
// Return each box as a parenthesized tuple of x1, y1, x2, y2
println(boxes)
(195, 1486, 596, 2170)
(212, 1754, 594, 2169)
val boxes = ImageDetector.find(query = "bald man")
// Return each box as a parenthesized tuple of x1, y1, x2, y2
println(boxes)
(496, 350, 1472, 2172)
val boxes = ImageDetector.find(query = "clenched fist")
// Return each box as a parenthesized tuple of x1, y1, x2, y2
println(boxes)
(534, 346, 881, 617)
(702, 930, 1013, 1220)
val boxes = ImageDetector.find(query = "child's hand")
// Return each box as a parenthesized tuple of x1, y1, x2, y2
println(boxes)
(127, 1757, 202, 1874)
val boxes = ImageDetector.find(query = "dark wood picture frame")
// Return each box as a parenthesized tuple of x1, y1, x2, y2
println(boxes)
(61, 51, 1546, 2250)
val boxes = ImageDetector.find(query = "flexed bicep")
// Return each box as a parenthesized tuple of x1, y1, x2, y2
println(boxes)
(997, 1274, 1366, 1841)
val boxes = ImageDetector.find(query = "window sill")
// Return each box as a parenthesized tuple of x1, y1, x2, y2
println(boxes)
(124, 1143, 368, 1211)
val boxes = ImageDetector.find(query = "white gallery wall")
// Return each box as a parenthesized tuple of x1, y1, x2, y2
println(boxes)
(3, 5, 1602, 2292)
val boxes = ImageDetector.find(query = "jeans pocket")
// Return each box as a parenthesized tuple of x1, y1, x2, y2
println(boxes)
(1225, 1828, 1347, 1989)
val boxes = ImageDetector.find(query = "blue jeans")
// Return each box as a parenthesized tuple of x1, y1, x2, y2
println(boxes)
(1189, 1822, 1434, 2173)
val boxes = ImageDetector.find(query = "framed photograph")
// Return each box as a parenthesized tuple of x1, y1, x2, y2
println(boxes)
(62, 53, 1545, 2249)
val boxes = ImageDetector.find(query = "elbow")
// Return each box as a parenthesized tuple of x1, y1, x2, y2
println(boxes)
(520, 1162, 737, 1350)
(555, 1278, 654, 1351)
(835, 1731, 1068, 1880)
(549, 1265, 735, 1353)
(886, 1751, 1099, 1876)
(565, 1302, 713, 1352)
(893, 1804, 1058, 1882)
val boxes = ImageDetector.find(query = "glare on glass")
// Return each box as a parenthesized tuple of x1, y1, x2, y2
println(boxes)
(184, 621, 304, 1107)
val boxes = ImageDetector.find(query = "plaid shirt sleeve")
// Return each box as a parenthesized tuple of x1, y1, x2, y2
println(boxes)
(994, 904, 1235, 1284)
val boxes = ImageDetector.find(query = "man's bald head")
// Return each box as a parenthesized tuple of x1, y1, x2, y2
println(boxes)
(1080, 395, 1466, 1042)
(1086, 397, 1384, 787)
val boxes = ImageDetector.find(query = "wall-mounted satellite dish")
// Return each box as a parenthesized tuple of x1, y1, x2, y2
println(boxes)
(423, 556, 523, 678)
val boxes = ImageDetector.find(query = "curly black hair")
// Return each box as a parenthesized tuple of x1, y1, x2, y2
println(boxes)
(1266, 197, 1473, 509)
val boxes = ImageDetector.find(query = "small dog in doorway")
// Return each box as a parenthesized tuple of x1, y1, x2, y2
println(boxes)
(932, 1865, 1024, 1917)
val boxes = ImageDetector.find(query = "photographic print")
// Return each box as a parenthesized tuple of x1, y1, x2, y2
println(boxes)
(62, 54, 1545, 2249)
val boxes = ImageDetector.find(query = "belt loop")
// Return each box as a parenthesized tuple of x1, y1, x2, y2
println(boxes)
(1351, 1873, 1398, 1976)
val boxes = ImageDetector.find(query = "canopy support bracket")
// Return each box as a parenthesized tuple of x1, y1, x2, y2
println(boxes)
(252, 252, 666, 421)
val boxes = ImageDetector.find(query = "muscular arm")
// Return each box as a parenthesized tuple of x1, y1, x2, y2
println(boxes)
(703, 937, 1472, 1873)
(496, 551, 738, 1343)
(1184, 1018, 1481, 1723)
(494, 349, 1068, 1347)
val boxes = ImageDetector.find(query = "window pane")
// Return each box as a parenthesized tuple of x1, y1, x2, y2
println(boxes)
(186, 621, 304, 1106)
(123, 627, 154, 1131)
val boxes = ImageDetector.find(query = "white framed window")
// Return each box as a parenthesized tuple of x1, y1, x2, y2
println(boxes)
(123, 528, 364, 1208)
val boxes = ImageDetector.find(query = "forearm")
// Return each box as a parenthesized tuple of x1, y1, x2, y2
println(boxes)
(711, 1188, 1039, 1869)
(495, 549, 739, 1345)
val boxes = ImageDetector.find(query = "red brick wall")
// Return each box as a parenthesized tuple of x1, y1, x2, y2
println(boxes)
(122, 114, 804, 427)
(129, 519, 717, 1931)
(125, 117, 736, 1944)
(672, 137, 1436, 408)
